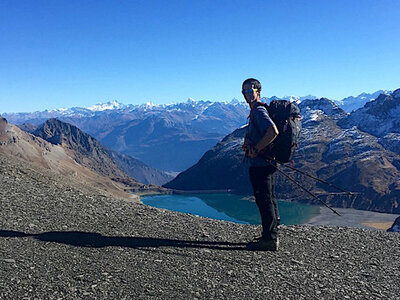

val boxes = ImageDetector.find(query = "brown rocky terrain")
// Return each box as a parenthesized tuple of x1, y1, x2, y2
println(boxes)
(0, 118, 165, 200)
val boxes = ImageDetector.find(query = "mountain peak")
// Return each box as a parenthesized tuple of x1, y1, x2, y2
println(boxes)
(299, 98, 347, 121)
(87, 100, 126, 111)
(34, 118, 132, 179)
(35, 118, 102, 152)
(393, 88, 400, 99)
(263, 94, 318, 104)
(336, 90, 392, 112)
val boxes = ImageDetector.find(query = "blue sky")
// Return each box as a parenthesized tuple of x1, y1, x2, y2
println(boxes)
(1, 0, 399, 113)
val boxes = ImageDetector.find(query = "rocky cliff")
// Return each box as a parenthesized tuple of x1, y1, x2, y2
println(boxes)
(339, 88, 400, 155)
(34, 118, 129, 179)
(32, 118, 172, 185)
(0, 114, 7, 134)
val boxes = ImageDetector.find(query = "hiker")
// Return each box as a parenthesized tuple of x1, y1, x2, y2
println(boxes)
(242, 78, 280, 251)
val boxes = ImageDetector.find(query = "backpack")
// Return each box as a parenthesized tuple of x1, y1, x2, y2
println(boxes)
(255, 100, 302, 163)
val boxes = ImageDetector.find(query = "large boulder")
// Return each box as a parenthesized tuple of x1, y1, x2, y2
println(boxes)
(0, 115, 8, 140)
(387, 216, 400, 232)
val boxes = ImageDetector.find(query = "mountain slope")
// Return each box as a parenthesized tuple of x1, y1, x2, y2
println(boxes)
(0, 122, 136, 199)
(339, 88, 400, 136)
(107, 150, 173, 186)
(0, 117, 165, 197)
(339, 88, 400, 155)
(165, 97, 400, 214)
(33, 118, 128, 179)
(32, 118, 172, 185)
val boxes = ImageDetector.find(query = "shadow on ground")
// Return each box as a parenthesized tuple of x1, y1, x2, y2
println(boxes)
(0, 230, 248, 251)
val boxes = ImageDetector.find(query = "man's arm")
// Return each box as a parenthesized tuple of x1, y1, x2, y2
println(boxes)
(255, 124, 279, 152)
(247, 124, 279, 158)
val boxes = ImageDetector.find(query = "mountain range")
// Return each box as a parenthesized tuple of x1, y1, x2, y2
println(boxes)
(2, 89, 391, 172)
(165, 89, 400, 214)
(4, 99, 249, 172)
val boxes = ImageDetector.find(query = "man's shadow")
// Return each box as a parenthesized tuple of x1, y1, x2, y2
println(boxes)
(0, 230, 248, 251)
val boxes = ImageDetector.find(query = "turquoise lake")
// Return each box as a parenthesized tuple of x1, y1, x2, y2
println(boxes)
(141, 193, 321, 225)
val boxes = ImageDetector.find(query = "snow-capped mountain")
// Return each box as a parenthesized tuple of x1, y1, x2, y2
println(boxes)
(4, 98, 250, 172)
(263, 90, 393, 112)
(339, 89, 400, 137)
(263, 95, 318, 104)
(335, 90, 392, 112)
(4, 89, 397, 172)
(87, 100, 127, 111)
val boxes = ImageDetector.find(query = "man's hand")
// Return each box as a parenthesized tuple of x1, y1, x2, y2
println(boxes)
(247, 146, 258, 158)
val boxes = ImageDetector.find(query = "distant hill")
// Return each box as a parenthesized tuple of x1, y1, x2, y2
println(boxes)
(165, 92, 400, 214)
(33, 119, 173, 186)
(0, 117, 166, 198)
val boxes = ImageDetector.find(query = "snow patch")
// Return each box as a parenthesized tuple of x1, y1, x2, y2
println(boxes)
(302, 108, 325, 123)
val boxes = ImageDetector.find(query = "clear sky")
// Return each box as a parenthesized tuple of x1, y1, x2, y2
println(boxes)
(1, 0, 399, 113)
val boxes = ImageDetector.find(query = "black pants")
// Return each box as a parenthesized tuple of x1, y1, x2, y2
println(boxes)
(249, 165, 279, 241)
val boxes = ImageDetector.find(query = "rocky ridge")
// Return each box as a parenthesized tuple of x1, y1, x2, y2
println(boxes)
(339, 88, 400, 139)
(33, 118, 172, 185)
(0, 150, 399, 299)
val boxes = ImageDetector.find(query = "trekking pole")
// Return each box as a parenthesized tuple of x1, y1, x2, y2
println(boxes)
(274, 166, 342, 216)
(264, 156, 357, 197)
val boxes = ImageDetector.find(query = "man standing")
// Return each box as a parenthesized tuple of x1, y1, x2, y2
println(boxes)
(242, 78, 280, 251)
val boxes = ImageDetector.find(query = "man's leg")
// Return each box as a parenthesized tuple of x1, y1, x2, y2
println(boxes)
(249, 166, 278, 241)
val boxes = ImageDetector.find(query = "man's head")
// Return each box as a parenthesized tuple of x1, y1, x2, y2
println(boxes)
(242, 78, 261, 105)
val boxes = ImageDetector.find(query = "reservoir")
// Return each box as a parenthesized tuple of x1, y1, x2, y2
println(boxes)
(141, 193, 320, 225)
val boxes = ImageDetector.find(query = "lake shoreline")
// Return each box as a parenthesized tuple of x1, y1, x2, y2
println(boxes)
(303, 206, 399, 231)
(141, 193, 399, 231)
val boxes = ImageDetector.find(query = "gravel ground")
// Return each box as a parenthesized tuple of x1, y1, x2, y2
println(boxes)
(1, 152, 400, 299)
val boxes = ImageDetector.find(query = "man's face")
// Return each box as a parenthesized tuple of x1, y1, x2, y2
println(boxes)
(242, 83, 260, 104)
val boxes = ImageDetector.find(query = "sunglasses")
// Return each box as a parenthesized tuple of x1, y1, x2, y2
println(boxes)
(242, 88, 258, 95)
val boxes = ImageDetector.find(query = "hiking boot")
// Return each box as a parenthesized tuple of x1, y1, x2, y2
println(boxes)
(246, 237, 279, 251)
